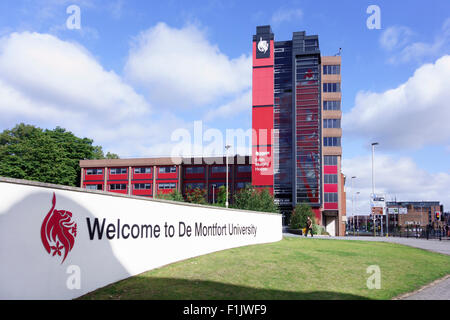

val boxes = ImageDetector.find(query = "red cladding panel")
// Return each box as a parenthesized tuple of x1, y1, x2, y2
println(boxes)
(324, 184, 338, 193)
(324, 203, 339, 210)
(253, 67, 274, 106)
(324, 165, 338, 174)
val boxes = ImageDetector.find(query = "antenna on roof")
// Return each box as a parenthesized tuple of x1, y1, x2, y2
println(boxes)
(335, 48, 342, 56)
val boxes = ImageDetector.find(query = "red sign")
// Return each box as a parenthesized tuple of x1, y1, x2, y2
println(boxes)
(41, 193, 77, 264)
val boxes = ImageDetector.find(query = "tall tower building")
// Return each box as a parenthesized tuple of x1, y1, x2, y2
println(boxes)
(252, 25, 345, 236)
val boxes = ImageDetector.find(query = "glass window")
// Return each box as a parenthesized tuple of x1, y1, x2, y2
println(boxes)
(323, 100, 341, 110)
(110, 168, 127, 175)
(323, 82, 341, 92)
(86, 168, 103, 175)
(110, 184, 127, 190)
(324, 174, 338, 184)
(159, 166, 176, 174)
(236, 182, 251, 189)
(86, 184, 102, 190)
(324, 155, 338, 166)
(324, 137, 341, 147)
(323, 65, 340, 75)
(158, 183, 176, 190)
(237, 165, 252, 173)
(185, 167, 204, 174)
(134, 183, 151, 190)
(185, 183, 205, 190)
(134, 167, 151, 174)
(324, 193, 338, 203)
(211, 166, 227, 173)
(323, 119, 341, 128)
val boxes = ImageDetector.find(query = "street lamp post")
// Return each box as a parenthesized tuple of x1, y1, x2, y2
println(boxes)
(225, 145, 231, 208)
(356, 191, 360, 235)
(351, 176, 356, 236)
(371, 142, 379, 237)
(212, 184, 216, 204)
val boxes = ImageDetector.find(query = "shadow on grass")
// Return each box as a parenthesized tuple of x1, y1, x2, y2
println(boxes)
(79, 277, 370, 300)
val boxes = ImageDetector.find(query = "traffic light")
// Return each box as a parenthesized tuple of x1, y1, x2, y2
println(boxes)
(436, 211, 440, 220)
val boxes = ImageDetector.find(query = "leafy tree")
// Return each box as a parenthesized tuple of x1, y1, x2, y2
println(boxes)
(232, 185, 278, 213)
(0, 123, 117, 187)
(290, 203, 316, 229)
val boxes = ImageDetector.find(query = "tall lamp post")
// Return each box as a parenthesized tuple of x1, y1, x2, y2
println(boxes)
(356, 191, 360, 235)
(371, 142, 379, 237)
(225, 145, 231, 208)
(351, 176, 356, 236)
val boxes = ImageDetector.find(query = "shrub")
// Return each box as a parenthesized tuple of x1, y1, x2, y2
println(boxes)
(157, 190, 184, 202)
(232, 186, 278, 213)
(185, 187, 207, 205)
(290, 203, 316, 229)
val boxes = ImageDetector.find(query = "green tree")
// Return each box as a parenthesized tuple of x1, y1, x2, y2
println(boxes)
(214, 185, 227, 206)
(290, 203, 316, 229)
(0, 123, 116, 187)
(232, 185, 278, 213)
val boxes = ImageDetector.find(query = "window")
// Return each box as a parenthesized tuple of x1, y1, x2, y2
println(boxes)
(323, 100, 341, 110)
(110, 184, 127, 190)
(159, 166, 176, 174)
(236, 182, 251, 189)
(324, 137, 341, 147)
(323, 82, 341, 92)
(324, 193, 338, 203)
(86, 168, 103, 175)
(158, 183, 176, 190)
(86, 184, 102, 190)
(324, 174, 338, 184)
(134, 167, 151, 174)
(323, 65, 340, 75)
(185, 183, 205, 190)
(323, 119, 341, 128)
(211, 182, 225, 189)
(134, 183, 151, 190)
(110, 168, 127, 175)
(211, 166, 226, 173)
(237, 165, 252, 173)
(185, 167, 204, 174)
(324, 155, 338, 166)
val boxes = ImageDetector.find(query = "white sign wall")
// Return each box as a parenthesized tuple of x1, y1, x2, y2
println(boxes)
(0, 179, 282, 300)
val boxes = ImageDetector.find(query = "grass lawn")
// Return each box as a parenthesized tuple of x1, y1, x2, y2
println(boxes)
(79, 237, 450, 300)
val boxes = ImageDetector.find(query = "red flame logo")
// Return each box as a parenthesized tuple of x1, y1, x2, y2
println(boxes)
(41, 193, 77, 264)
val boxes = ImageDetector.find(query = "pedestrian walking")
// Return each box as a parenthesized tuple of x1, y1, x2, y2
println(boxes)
(305, 216, 313, 237)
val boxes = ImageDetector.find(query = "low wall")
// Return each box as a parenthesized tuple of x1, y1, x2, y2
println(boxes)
(0, 177, 282, 300)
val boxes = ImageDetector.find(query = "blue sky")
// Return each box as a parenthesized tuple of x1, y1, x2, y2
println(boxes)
(0, 0, 449, 213)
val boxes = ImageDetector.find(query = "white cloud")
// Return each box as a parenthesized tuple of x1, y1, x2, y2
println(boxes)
(343, 55, 450, 149)
(379, 25, 413, 51)
(203, 90, 251, 122)
(382, 18, 450, 64)
(271, 7, 303, 25)
(124, 22, 251, 108)
(0, 32, 149, 123)
(343, 154, 450, 215)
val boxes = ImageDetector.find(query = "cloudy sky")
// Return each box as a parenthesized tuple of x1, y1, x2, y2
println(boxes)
(0, 0, 449, 213)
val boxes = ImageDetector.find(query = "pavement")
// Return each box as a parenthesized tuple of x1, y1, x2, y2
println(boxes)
(283, 231, 450, 300)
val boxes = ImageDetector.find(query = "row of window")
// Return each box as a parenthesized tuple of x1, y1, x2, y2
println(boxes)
(323, 137, 341, 147)
(86, 181, 252, 192)
(323, 82, 341, 93)
(323, 65, 340, 75)
(87, 165, 252, 176)
(323, 119, 341, 128)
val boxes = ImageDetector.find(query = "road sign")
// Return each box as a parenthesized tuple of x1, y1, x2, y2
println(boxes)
(371, 207, 383, 215)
